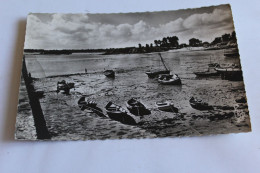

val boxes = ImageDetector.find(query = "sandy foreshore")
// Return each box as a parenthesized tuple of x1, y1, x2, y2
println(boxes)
(16, 49, 251, 140)
(30, 72, 250, 140)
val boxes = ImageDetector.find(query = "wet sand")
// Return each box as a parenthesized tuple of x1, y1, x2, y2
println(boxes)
(16, 49, 251, 140)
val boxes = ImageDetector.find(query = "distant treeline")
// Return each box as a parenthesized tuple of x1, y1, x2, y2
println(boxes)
(24, 31, 238, 55)
(24, 49, 107, 55)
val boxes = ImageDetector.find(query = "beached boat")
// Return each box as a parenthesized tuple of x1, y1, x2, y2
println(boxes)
(77, 96, 104, 116)
(155, 101, 178, 113)
(194, 60, 220, 77)
(78, 96, 97, 110)
(105, 102, 137, 125)
(215, 64, 241, 72)
(189, 97, 213, 110)
(146, 70, 170, 78)
(194, 71, 219, 77)
(126, 98, 151, 116)
(104, 70, 115, 78)
(158, 74, 181, 85)
(215, 64, 243, 81)
(146, 53, 170, 78)
(57, 80, 74, 93)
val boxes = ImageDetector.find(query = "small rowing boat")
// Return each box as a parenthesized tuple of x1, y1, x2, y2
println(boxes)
(105, 102, 137, 125)
(155, 101, 178, 113)
(126, 98, 151, 116)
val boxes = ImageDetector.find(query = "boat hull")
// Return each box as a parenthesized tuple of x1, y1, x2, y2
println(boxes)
(189, 98, 213, 111)
(104, 70, 115, 78)
(158, 78, 181, 85)
(156, 102, 178, 113)
(194, 72, 219, 77)
(146, 70, 170, 78)
(215, 67, 243, 81)
(126, 99, 151, 116)
(107, 111, 137, 125)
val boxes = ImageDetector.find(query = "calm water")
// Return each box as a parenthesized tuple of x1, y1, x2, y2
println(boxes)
(25, 49, 241, 78)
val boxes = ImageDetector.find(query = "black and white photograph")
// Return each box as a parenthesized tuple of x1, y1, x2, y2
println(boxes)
(15, 4, 251, 140)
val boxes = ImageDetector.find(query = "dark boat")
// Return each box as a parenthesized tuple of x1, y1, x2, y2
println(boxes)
(189, 97, 213, 110)
(194, 71, 219, 77)
(105, 102, 137, 125)
(215, 64, 243, 81)
(146, 70, 170, 78)
(155, 101, 178, 113)
(57, 80, 74, 93)
(194, 62, 220, 77)
(146, 53, 170, 78)
(77, 96, 104, 117)
(104, 70, 115, 78)
(158, 74, 181, 85)
(78, 96, 97, 110)
(126, 98, 151, 116)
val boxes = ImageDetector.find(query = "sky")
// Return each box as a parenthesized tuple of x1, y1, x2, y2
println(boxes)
(24, 4, 235, 50)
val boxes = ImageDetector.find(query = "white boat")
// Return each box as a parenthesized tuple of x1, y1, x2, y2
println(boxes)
(215, 64, 243, 81)
(158, 74, 181, 85)
(155, 101, 178, 112)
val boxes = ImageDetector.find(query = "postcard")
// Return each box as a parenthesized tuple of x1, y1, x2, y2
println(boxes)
(15, 4, 251, 140)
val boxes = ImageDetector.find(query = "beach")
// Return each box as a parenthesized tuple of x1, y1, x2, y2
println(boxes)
(16, 49, 251, 140)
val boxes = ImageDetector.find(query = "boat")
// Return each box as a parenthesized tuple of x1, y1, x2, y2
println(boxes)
(78, 96, 97, 110)
(189, 97, 213, 110)
(57, 80, 74, 93)
(194, 71, 219, 77)
(77, 96, 104, 116)
(104, 70, 115, 78)
(126, 98, 151, 116)
(146, 70, 170, 78)
(194, 59, 220, 77)
(146, 53, 170, 78)
(215, 64, 243, 81)
(158, 74, 181, 85)
(105, 102, 137, 125)
(215, 64, 241, 72)
(155, 101, 178, 113)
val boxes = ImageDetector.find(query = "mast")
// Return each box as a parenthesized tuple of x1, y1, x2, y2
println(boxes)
(158, 53, 169, 71)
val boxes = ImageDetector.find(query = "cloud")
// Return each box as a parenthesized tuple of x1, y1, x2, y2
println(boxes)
(24, 8, 234, 49)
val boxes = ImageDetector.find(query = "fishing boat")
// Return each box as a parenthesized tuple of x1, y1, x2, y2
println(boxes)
(194, 66, 219, 77)
(104, 70, 115, 78)
(194, 58, 220, 77)
(126, 98, 151, 116)
(215, 64, 243, 81)
(158, 74, 181, 85)
(105, 102, 137, 125)
(155, 101, 178, 113)
(78, 96, 97, 110)
(189, 97, 213, 110)
(146, 53, 170, 78)
(215, 64, 241, 72)
(57, 80, 74, 93)
(77, 96, 104, 116)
